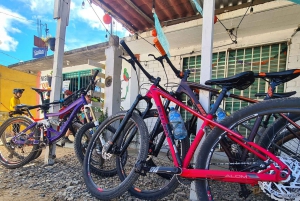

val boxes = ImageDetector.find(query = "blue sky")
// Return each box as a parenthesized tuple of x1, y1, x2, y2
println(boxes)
(0, 0, 128, 66)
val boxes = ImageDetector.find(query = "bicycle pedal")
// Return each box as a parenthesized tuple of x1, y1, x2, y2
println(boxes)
(252, 186, 261, 194)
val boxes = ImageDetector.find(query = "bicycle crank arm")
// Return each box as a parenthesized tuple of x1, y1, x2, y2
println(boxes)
(148, 166, 181, 174)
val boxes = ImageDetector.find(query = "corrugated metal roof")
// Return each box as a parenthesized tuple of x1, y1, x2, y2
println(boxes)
(92, 0, 274, 32)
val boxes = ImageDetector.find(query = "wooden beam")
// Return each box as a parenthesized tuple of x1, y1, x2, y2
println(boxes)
(89, 60, 105, 69)
(93, 0, 138, 33)
(91, 91, 105, 99)
(124, 0, 154, 25)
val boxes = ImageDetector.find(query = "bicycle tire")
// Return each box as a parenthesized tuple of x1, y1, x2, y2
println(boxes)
(0, 116, 40, 169)
(82, 111, 149, 200)
(74, 122, 97, 164)
(0, 116, 43, 160)
(122, 110, 190, 200)
(259, 113, 300, 160)
(74, 109, 159, 175)
(126, 139, 189, 200)
(195, 97, 300, 200)
(94, 108, 190, 200)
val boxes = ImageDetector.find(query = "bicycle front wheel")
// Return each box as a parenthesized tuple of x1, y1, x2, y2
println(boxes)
(0, 116, 40, 169)
(195, 97, 300, 201)
(74, 122, 97, 164)
(123, 109, 190, 200)
(82, 111, 149, 200)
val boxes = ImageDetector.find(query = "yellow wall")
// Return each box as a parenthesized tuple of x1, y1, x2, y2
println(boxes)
(0, 66, 38, 117)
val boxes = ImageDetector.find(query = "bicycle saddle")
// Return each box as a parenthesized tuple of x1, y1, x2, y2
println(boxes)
(255, 69, 300, 85)
(205, 71, 255, 90)
(15, 104, 49, 111)
(31, 88, 51, 93)
(255, 91, 296, 98)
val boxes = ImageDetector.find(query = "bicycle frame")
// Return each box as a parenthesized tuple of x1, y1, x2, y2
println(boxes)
(12, 95, 88, 145)
(146, 84, 291, 185)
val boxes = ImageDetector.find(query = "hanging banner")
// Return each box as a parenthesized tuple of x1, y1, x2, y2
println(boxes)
(289, 0, 300, 4)
(32, 47, 47, 59)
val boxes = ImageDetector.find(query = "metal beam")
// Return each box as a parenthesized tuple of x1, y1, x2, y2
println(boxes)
(124, 0, 154, 25)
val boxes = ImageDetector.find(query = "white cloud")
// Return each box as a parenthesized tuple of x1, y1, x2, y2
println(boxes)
(21, 0, 54, 15)
(0, 6, 30, 51)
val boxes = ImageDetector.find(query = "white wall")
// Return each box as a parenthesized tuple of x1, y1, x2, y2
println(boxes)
(286, 33, 300, 92)
(133, 28, 300, 110)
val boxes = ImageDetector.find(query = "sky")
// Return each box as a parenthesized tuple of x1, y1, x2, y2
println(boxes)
(0, 0, 129, 66)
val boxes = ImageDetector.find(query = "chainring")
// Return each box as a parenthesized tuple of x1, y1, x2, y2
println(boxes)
(258, 157, 300, 201)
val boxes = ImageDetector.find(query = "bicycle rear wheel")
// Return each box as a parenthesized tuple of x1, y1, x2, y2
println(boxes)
(118, 109, 190, 200)
(195, 97, 300, 201)
(259, 113, 300, 160)
(0, 116, 40, 169)
(82, 112, 149, 200)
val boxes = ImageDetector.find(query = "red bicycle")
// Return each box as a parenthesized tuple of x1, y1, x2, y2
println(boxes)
(82, 40, 300, 200)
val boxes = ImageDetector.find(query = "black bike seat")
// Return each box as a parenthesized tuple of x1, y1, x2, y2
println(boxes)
(255, 69, 300, 85)
(31, 87, 51, 93)
(255, 91, 296, 98)
(15, 104, 31, 109)
(15, 104, 46, 110)
(205, 71, 255, 90)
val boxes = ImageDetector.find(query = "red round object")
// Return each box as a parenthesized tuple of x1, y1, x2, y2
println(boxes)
(214, 15, 218, 24)
(152, 29, 157, 37)
(103, 13, 112, 24)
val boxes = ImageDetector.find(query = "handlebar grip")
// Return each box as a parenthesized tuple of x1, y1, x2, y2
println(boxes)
(153, 37, 166, 56)
(120, 40, 136, 60)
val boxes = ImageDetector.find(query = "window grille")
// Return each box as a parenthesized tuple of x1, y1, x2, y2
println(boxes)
(181, 43, 287, 137)
(63, 70, 94, 93)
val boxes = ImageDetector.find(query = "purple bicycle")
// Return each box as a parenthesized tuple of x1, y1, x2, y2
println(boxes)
(0, 70, 99, 169)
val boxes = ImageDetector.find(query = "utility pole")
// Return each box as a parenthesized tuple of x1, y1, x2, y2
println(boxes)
(44, 0, 71, 165)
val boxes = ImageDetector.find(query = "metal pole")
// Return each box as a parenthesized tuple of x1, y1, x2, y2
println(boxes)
(190, 0, 215, 200)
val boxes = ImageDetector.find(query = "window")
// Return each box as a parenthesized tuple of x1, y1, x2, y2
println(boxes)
(182, 43, 287, 116)
(63, 70, 95, 93)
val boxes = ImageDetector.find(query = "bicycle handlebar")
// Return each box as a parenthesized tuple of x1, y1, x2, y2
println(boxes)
(153, 38, 166, 56)
(120, 40, 156, 83)
(153, 37, 183, 78)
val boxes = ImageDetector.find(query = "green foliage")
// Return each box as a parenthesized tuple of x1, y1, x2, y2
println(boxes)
(98, 107, 108, 122)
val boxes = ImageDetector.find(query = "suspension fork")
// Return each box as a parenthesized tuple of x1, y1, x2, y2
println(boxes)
(112, 95, 153, 155)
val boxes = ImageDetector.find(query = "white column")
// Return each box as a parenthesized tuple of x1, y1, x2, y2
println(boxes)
(44, 0, 71, 165)
(190, 0, 215, 200)
(104, 35, 122, 116)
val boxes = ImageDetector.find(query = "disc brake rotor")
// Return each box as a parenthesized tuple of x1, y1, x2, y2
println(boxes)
(259, 157, 300, 201)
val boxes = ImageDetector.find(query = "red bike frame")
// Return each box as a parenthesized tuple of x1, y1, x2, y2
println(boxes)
(146, 84, 290, 185)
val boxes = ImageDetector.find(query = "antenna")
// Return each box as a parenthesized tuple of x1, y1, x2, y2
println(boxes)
(36, 19, 50, 38)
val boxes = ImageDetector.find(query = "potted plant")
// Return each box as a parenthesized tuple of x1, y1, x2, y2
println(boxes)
(42, 36, 56, 51)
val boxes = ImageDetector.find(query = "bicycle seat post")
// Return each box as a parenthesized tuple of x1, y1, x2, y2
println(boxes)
(210, 87, 230, 115)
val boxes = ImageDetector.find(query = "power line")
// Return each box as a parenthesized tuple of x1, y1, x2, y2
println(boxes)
(0, 51, 22, 62)
(0, 11, 30, 22)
